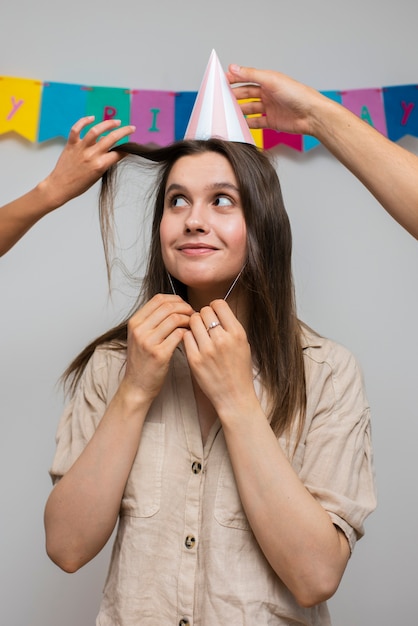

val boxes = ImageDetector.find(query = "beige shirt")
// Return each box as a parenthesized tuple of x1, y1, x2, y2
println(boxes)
(50, 326, 376, 625)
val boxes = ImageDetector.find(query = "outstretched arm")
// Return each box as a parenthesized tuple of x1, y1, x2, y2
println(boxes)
(227, 64, 418, 239)
(0, 116, 135, 256)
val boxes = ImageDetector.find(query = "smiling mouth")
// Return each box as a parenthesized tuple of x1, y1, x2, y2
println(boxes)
(178, 244, 218, 254)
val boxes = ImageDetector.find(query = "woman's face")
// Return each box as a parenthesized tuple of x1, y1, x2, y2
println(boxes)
(160, 151, 247, 304)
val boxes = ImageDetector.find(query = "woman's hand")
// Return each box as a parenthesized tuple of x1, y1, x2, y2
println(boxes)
(121, 294, 194, 402)
(40, 116, 136, 209)
(183, 299, 258, 418)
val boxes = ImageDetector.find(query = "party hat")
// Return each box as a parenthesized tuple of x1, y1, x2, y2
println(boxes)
(184, 49, 255, 145)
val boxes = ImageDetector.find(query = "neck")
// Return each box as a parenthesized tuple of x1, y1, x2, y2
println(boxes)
(187, 286, 229, 311)
(188, 266, 246, 309)
(187, 284, 249, 329)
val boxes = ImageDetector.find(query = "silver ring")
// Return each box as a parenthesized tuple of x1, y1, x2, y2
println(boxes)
(206, 321, 221, 332)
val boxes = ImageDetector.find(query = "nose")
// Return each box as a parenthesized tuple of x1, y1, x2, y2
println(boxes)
(184, 204, 209, 234)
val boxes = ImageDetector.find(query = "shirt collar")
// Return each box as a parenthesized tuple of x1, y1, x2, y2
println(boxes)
(300, 322, 323, 350)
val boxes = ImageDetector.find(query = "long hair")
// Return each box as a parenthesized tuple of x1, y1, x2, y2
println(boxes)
(63, 139, 306, 438)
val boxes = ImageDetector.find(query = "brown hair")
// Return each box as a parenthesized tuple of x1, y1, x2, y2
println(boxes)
(63, 139, 306, 438)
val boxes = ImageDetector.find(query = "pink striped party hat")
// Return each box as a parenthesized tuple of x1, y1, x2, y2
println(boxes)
(184, 50, 255, 144)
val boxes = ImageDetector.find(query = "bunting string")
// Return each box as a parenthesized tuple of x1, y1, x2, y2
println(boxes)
(1, 75, 417, 151)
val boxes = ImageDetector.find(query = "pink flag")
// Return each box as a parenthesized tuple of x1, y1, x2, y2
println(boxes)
(130, 90, 175, 146)
(341, 88, 387, 136)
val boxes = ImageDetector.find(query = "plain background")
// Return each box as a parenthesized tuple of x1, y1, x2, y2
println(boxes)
(1, 1, 418, 624)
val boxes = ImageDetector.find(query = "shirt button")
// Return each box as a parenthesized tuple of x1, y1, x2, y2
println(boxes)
(185, 535, 196, 549)
(191, 461, 202, 474)
(179, 619, 190, 626)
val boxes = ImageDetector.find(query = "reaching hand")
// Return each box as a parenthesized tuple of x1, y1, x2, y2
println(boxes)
(41, 116, 136, 209)
(226, 64, 325, 137)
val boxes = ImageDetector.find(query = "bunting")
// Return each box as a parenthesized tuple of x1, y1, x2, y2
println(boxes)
(0, 75, 417, 152)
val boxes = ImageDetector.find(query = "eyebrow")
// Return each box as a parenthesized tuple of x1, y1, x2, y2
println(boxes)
(165, 182, 240, 195)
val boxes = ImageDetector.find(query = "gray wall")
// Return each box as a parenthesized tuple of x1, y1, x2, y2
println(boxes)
(1, 1, 417, 624)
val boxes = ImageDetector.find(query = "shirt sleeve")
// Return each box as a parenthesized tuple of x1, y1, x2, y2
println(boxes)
(48, 346, 124, 484)
(299, 340, 377, 553)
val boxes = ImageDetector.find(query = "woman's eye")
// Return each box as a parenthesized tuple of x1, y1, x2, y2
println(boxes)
(214, 196, 233, 207)
(171, 196, 187, 207)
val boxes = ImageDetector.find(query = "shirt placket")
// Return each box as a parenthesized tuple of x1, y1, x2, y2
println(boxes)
(174, 350, 205, 626)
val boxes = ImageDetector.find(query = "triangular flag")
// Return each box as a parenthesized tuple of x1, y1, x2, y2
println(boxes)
(0, 76, 42, 142)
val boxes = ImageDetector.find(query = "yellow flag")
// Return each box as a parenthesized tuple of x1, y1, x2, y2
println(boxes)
(0, 77, 43, 141)
(239, 97, 263, 149)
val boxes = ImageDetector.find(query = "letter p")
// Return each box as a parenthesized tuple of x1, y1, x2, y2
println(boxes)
(103, 106, 117, 121)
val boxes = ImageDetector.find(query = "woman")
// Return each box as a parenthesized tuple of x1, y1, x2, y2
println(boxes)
(44, 138, 376, 625)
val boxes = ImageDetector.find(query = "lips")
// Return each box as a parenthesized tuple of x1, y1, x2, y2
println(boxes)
(177, 243, 218, 254)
